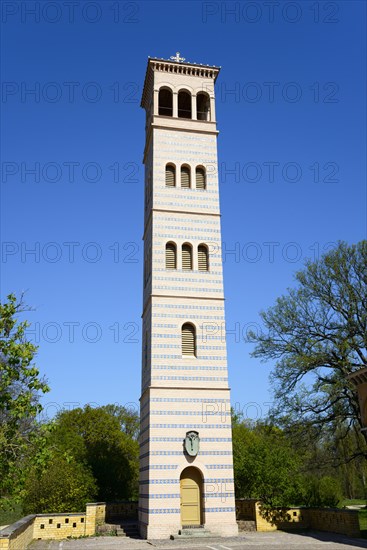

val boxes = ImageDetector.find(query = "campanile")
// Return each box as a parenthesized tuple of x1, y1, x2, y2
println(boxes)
(139, 53, 238, 539)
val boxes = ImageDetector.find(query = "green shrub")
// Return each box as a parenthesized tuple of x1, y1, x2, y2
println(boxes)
(22, 454, 97, 514)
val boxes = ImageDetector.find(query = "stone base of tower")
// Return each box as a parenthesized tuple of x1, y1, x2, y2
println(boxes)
(139, 519, 238, 540)
(204, 520, 239, 537)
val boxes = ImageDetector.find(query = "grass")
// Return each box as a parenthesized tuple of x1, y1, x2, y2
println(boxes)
(341, 499, 367, 508)
(0, 502, 24, 528)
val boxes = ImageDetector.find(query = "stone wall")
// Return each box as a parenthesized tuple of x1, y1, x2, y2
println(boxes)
(255, 503, 308, 532)
(85, 503, 106, 535)
(254, 502, 360, 538)
(306, 508, 361, 538)
(105, 501, 138, 522)
(0, 503, 104, 547)
(0, 516, 35, 550)
(236, 498, 257, 520)
(33, 513, 87, 540)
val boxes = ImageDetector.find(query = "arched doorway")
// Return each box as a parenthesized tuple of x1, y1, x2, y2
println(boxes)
(180, 467, 203, 526)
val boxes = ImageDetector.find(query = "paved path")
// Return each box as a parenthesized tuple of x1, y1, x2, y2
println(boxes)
(29, 531, 367, 549)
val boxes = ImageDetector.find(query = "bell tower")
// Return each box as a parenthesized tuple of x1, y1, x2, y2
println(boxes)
(139, 54, 238, 539)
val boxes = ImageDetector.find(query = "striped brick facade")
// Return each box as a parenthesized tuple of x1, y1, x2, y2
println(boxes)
(139, 57, 238, 539)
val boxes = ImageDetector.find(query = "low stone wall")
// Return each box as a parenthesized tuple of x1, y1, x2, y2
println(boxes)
(33, 513, 87, 540)
(236, 498, 257, 520)
(254, 502, 360, 538)
(0, 503, 104, 548)
(255, 504, 308, 532)
(105, 501, 138, 522)
(0, 516, 35, 550)
(306, 508, 361, 538)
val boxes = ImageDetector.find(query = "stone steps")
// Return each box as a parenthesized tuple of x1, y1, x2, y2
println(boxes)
(172, 527, 213, 539)
(237, 519, 257, 532)
(100, 519, 140, 538)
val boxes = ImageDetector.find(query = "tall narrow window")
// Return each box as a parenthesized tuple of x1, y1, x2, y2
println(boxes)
(198, 244, 209, 271)
(196, 92, 211, 121)
(178, 90, 192, 119)
(196, 167, 206, 190)
(181, 165, 191, 188)
(165, 242, 177, 269)
(182, 244, 193, 270)
(159, 88, 173, 116)
(182, 323, 196, 357)
(144, 331, 148, 369)
(165, 164, 176, 187)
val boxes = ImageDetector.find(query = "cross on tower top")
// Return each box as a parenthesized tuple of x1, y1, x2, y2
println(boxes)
(170, 52, 185, 63)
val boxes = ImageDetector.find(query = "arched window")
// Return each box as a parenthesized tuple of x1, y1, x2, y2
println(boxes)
(178, 90, 192, 119)
(165, 164, 176, 187)
(198, 244, 209, 271)
(182, 323, 196, 356)
(159, 88, 173, 116)
(196, 92, 210, 121)
(181, 165, 191, 188)
(196, 166, 206, 190)
(165, 242, 177, 269)
(182, 243, 193, 270)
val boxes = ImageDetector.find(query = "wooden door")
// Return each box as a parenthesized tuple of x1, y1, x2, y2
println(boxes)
(180, 467, 202, 526)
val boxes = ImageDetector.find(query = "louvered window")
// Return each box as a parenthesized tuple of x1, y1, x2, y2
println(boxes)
(198, 245, 209, 271)
(182, 323, 196, 356)
(165, 243, 176, 269)
(181, 166, 190, 188)
(166, 164, 175, 187)
(196, 167, 206, 190)
(182, 244, 192, 270)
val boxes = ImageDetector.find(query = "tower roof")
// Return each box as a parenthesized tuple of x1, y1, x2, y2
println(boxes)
(141, 55, 221, 110)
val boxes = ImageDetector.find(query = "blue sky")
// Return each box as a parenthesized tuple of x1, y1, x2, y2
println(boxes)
(1, 0, 366, 422)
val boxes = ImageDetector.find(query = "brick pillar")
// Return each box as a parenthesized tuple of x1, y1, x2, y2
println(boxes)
(85, 503, 106, 536)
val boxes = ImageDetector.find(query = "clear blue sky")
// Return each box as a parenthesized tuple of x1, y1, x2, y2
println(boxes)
(1, 1, 366, 422)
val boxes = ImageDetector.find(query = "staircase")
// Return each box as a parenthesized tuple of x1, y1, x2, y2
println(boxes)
(237, 519, 256, 532)
(172, 526, 213, 539)
(100, 518, 140, 538)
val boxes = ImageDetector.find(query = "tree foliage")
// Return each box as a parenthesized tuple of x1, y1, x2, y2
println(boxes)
(232, 415, 304, 507)
(0, 294, 49, 501)
(23, 454, 97, 514)
(50, 405, 139, 501)
(249, 241, 367, 454)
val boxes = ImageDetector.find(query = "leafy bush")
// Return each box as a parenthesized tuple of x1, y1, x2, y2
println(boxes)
(22, 454, 97, 514)
(304, 475, 343, 508)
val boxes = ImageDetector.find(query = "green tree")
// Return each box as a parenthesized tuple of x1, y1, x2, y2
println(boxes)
(248, 241, 367, 455)
(0, 294, 49, 503)
(101, 404, 139, 439)
(232, 415, 304, 507)
(23, 453, 97, 514)
(51, 405, 139, 501)
(302, 475, 343, 508)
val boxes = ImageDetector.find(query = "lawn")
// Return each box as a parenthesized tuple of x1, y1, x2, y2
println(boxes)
(342, 499, 367, 507)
